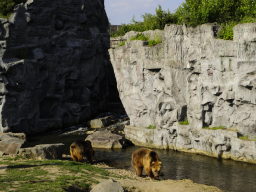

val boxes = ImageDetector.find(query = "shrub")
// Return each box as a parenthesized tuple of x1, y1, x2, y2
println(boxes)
(130, 33, 149, 41)
(0, 0, 26, 17)
(179, 118, 189, 125)
(110, 5, 173, 37)
(148, 33, 162, 46)
(218, 21, 237, 40)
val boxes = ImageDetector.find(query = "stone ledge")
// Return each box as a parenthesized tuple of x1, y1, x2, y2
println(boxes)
(124, 126, 256, 164)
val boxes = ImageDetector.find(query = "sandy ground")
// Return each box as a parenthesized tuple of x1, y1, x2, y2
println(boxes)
(93, 163, 222, 192)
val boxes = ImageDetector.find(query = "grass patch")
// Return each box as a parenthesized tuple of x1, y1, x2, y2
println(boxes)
(118, 40, 127, 47)
(0, 159, 115, 191)
(239, 135, 256, 141)
(147, 125, 156, 129)
(204, 125, 226, 130)
(179, 118, 189, 125)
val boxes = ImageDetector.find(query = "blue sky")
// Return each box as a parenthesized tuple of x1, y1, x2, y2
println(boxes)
(105, 0, 185, 25)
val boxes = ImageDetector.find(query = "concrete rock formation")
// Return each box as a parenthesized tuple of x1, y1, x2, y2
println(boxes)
(0, 0, 110, 134)
(19, 143, 64, 160)
(86, 130, 128, 148)
(110, 23, 256, 163)
(0, 133, 27, 157)
(91, 178, 124, 192)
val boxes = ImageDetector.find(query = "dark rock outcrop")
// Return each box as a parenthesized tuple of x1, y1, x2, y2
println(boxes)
(0, 0, 111, 134)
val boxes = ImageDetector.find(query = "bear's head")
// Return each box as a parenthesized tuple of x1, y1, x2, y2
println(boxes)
(151, 161, 162, 180)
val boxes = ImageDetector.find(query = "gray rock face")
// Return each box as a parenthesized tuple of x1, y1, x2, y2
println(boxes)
(110, 23, 256, 163)
(91, 178, 124, 192)
(86, 130, 128, 148)
(0, 0, 110, 134)
(0, 133, 27, 157)
(19, 143, 64, 160)
(110, 23, 256, 138)
(125, 125, 256, 164)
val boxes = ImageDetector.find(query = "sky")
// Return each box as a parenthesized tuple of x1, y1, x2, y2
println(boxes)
(105, 0, 185, 25)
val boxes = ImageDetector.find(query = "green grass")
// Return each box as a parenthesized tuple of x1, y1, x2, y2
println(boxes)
(179, 118, 189, 125)
(117, 40, 127, 47)
(204, 125, 226, 130)
(0, 159, 114, 191)
(147, 125, 156, 129)
(239, 135, 256, 141)
(130, 33, 149, 41)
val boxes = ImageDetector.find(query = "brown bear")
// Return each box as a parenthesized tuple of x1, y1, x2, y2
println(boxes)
(131, 148, 162, 180)
(70, 140, 95, 164)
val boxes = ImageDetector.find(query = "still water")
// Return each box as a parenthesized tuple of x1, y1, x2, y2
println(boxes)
(28, 133, 256, 192)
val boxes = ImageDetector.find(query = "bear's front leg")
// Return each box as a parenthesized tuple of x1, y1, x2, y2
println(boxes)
(144, 165, 154, 179)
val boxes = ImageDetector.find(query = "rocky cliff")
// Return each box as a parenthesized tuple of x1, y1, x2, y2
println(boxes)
(0, 0, 110, 134)
(109, 23, 256, 163)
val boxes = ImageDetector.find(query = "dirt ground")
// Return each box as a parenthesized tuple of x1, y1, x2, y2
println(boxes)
(0, 156, 222, 192)
(93, 163, 222, 192)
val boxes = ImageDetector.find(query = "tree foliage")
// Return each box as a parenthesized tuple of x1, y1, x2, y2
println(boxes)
(112, 0, 256, 40)
(0, 0, 26, 16)
(174, 0, 256, 27)
(111, 5, 173, 37)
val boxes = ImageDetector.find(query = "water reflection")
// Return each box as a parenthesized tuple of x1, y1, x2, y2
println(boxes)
(93, 146, 256, 192)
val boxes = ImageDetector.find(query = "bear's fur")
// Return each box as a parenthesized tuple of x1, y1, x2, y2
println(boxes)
(70, 140, 95, 164)
(131, 148, 162, 180)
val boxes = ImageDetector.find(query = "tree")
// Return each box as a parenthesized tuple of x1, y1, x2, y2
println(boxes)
(0, 0, 15, 16)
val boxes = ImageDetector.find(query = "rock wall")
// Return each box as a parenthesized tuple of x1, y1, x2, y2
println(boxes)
(0, 0, 110, 134)
(109, 23, 256, 163)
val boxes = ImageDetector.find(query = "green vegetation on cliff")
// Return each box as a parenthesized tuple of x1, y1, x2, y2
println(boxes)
(111, 0, 256, 40)
(0, 0, 26, 17)
(179, 118, 190, 125)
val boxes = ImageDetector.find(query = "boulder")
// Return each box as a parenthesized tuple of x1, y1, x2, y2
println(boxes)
(89, 116, 115, 128)
(18, 143, 65, 160)
(0, 132, 26, 140)
(91, 179, 124, 192)
(0, 133, 27, 157)
(86, 130, 128, 148)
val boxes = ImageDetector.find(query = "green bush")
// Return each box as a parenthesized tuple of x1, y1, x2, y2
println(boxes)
(179, 118, 189, 125)
(148, 33, 162, 46)
(218, 21, 237, 40)
(112, 1, 256, 41)
(0, 0, 26, 17)
(130, 33, 149, 41)
(111, 5, 173, 37)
